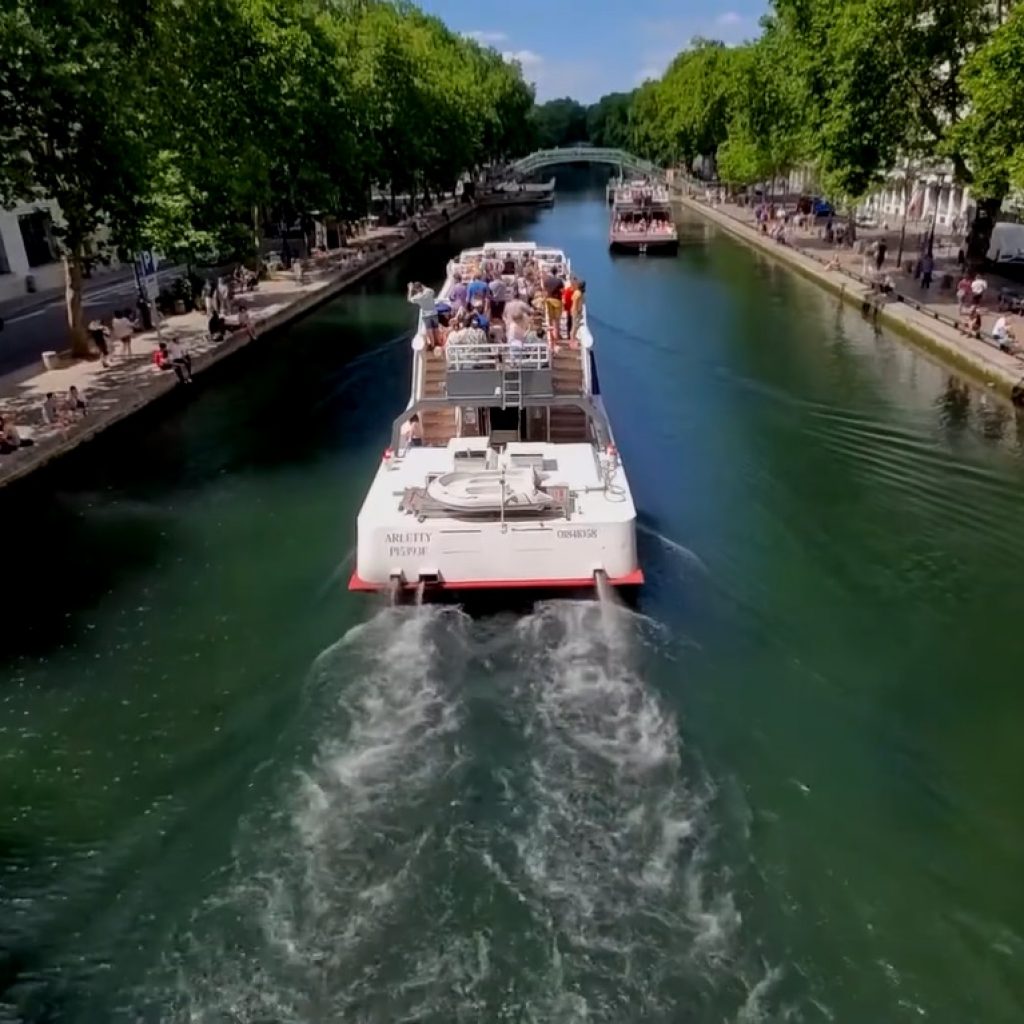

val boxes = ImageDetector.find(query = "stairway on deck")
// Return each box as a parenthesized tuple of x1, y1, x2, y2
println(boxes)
(418, 342, 588, 446)
(550, 344, 589, 442)
(420, 353, 458, 445)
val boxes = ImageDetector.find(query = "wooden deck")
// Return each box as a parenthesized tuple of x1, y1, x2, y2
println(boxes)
(419, 337, 587, 446)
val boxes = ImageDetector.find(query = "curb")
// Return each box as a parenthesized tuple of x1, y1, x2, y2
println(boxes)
(677, 196, 1022, 398)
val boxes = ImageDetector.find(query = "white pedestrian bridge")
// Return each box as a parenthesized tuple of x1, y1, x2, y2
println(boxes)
(509, 147, 664, 180)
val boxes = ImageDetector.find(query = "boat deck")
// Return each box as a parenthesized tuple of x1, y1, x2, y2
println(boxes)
(418, 335, 587, 446)
(362, 441, 634, 526)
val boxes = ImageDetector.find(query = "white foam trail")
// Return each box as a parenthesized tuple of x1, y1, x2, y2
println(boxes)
(161, 606, 467, 1022)
(734, 965, 784, 1023)
(506, 600, 738, 1017)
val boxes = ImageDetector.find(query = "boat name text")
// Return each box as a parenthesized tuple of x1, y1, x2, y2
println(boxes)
(386, 531, 431, 557)
(556, 528, 599, 540)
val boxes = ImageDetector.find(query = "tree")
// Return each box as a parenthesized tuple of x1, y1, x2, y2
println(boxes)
(956, 7, 1024, 256)
(530, 99, 589, 149)
(586, 92, 635, 150)
(626, 39, 743, 173)
(0, 0, 163, 355)
(717, 25, 807, 194)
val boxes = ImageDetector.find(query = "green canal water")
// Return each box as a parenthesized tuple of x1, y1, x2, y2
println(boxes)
(3, 184, 1024, 1023)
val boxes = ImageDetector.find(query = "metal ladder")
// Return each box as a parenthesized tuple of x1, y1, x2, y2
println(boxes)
(501, 366, 523, 409)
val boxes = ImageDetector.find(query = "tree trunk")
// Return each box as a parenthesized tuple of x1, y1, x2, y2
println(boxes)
(967, 196, 1000, 269)
(64, 248, 91, 359)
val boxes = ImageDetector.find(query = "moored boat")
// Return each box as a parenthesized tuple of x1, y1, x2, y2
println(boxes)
(350, 241, 641, 596)
(609, 180, 679, 254)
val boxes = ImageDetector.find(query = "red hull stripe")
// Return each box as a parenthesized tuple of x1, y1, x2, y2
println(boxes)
(348, 569, 644, 592)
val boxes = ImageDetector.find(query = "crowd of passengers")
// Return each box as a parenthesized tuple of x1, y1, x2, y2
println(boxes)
(407, 250, 586, 361)
(611, 215, 675, 235)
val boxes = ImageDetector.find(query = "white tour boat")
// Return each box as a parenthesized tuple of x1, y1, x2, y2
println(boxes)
(609, 180, 679, 255)
(350, 241, 642, 594)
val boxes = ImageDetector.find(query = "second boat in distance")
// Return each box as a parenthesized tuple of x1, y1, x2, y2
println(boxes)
(609, 180, 679, 255)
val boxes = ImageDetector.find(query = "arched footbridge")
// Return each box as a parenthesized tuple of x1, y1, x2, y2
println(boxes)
(509, 146, 664, 180)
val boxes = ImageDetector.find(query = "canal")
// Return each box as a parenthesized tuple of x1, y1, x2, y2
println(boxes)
(2, 182, 1024, 1024)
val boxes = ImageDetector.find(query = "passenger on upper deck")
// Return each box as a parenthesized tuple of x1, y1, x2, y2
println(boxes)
(467, 272, 489, 311)
(449, 274, 468, 311)
(408, 281, 440, 350)
(489, 276, 508, 320)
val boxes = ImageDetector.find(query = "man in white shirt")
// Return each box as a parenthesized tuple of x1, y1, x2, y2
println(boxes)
(992, 315, 1016, 352)
(408, 281, 439, 349)
(971, 274, 988, 307)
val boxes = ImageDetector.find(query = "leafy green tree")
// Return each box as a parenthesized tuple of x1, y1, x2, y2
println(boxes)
(0, 0, 162, 355)
(626, 39, 743, 172)
(956, 6, 1024, 255)
(586, 92, 635, 150)
(718, 24, 807, 193)
(530, 99, 589, 149)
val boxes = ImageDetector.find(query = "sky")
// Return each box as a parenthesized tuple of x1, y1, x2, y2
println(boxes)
(417, 0, 769, 103)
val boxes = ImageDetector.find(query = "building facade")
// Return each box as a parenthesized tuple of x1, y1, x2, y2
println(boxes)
(0, 199, 123, 305)
(0, 199, 66, 302)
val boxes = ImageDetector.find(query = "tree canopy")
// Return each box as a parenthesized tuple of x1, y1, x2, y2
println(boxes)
(624, 0, 1020, 220)
(0, 0, 536, 352)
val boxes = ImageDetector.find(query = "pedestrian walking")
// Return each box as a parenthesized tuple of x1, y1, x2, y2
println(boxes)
(110, 309, 135, 355)
(87, 318, 111, 367)
(971, 273, 988, 309)
(920, 252, 935, 291)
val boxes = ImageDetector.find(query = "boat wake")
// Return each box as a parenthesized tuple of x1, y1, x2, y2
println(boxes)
(150, 599, 793, 1023)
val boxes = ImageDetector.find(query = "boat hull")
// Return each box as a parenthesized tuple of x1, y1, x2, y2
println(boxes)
(351, 512, 641, 591)
(609, 235, 679, 255)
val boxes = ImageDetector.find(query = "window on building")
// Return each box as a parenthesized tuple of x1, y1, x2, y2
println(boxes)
(0, 232, 9, 275)
(18, 210, 59, 267)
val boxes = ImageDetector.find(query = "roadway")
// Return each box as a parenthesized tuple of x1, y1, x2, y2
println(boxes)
(0, 265, 182, 377)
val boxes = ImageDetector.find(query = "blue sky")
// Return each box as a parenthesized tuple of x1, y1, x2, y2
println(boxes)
(417, 0, 768, 102)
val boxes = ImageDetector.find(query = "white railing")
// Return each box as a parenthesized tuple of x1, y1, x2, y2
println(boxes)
(446, 338, 550, 371)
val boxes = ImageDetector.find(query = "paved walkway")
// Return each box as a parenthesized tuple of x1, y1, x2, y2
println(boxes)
(0, 203, 473, 488)
(682, 196, 1024, 394)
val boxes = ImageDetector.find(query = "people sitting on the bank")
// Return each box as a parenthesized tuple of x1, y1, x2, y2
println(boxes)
(408, 280, 439, 349)
(111, 309, 135, 356)
(167, 336, 193, 384)
(400, 413, 423, 448)
(825, 255, 841, 271)
(992, 315, 1016, 353)
(63, 385, 87, 419)
(42, 392, 60, 425)
(0, 415, 33, 453)
(872, 269, 894, 295)
(961, 307, 982, 338)
(236, 302, 256, 341)
(153, 342, 170, 369)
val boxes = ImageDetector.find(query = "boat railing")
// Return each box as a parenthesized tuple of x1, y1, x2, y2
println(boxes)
(445, 338, 550, 371)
